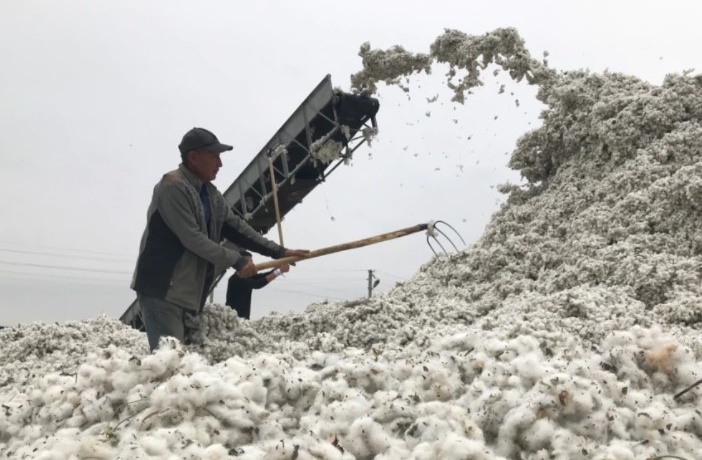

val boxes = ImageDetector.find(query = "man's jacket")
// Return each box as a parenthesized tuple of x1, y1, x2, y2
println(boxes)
(131, 164, 285, 311)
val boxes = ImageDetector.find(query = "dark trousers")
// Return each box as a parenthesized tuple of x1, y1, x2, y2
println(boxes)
(139, 295, 188, 351)
(226, 272, 270, 319)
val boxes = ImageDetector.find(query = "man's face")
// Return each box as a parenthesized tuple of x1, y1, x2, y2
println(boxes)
(188, 150, 223, 182)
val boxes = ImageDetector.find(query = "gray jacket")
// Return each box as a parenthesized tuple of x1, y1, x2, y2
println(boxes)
(131, 164, 285, 311)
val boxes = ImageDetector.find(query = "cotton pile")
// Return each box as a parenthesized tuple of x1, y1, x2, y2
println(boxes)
(2, 27, 702, 459)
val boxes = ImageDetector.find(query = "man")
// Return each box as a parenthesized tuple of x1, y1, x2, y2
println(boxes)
(131, 127, 308, 351)
(226, 261, 290, 319)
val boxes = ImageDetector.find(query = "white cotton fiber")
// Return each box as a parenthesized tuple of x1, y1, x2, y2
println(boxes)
(3, 26, 702, 460)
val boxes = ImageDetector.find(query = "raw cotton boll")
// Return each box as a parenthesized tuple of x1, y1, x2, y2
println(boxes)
(510, 352, 546, 388)
(305, 438, 351, 460)
(405, 412, 461, 445)
(149, 375, 188, 410)
(174, 374, 210, 409)
(542, 374, 599, 421)
(64, 413, 87, 428)
(223, 356, 258, 377)
(368, 390, 404, 422)
(600, 344, 651, 388)
(362, 126, 378, 146)
(75, 366, 99, 391)
(17, 425, 42, 444)
(289, 380, 321, 412)
(389, 358, 413, 382)
(664, 431, 702, 456)
(410, 442, 436, 460)
(317, 375, 350, 406)
(255, 439, 306, 460)
(411, 362, 461, 402)
(201, 443, 230, 460)
(431, 432, 502, 460)
(591, 440, 636, 460)
(33, 432, 82, 459)
(140, 343, 184, 379)
(79, 387, 105, 423)
(643, 341, 680, 376)
(110, 368, 140, 393)
(565, 386, 598, 419)
(308, 350, 329, 369)
(672, 409, 702, 438)
(255, 415, 287, 441)
(167, 420, 201, 445)
(339, 360, 391, 395)
(318, 393, 372, 438)
(81, 363, 109, 388)
(239, 376, 267, 406)
(465, 387, 523, 441)
(373, 442, 413, 460)
(436, 331, 479, 352)
(308, 332, 345, 353)
(343, 416, 392, 458)
(188, 372, 233, 408)
(549, 427, 595, 459)
(140, 434, 169, 456)
(415, 401, 484, 442)
(631, 400, 671, 439)
(311, 138, 344, 164)
(618, 387, 655, 413)
(178, 351, 211, 375)
(53, 401, 74, 421)
(519, 417, 556, 452)
(496, 406, 539, 457)
(42, 384, 65, 405)
(77, 436, 112, 459)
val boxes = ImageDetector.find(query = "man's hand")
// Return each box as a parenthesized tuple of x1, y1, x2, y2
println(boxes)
(279, 263, 291, 274)
(237, 258, 257, 278)
(283, 248, 310, 266)
(284, 249, 310, 258)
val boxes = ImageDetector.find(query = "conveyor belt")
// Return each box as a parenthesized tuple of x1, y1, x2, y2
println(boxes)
(120, 75, 379, 330)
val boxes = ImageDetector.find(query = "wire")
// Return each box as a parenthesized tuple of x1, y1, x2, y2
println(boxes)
(0, 269, 129, 284)
(0, 260, 133, 275)
(0, 247, 134, 262)
(288, 268, 367, 273)
(269, 287, 347, 301)
(280, 277, 361, 283)
(374, 270, 406, 279)
(0, 240, 134, 258)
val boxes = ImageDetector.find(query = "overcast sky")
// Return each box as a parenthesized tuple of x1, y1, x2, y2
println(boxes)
(2, 0, 701, 325)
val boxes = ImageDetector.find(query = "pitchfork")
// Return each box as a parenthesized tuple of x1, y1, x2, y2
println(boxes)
(254, 221, 465, 271)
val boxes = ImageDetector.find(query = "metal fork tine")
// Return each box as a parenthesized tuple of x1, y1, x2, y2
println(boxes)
(434, 220, 466, 246)
(425, 220, 466, 256)
(426, 235, 440, 256)
(434, 226, 459, 252)
(429, 234, 448, 255)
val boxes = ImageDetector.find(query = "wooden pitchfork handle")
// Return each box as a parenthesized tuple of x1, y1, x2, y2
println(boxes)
(255, 223, 430, 271)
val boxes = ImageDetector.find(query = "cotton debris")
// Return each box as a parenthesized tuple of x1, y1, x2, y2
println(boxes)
(2, 27, 702, 459)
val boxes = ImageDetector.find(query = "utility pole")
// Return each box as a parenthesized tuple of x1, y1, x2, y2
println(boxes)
(367, 269, 380, 298)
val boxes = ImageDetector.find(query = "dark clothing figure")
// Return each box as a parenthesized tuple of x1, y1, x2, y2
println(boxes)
(132, 128, 308, 351)
(226, 271, 274, 319)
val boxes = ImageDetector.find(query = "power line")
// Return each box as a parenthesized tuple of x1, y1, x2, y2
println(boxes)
(0, 240, 134, 258)
(278, 277, 362, 283)
(0, 260, 133, 275)
(287, 267, 367, 273)
(270, 287, 347, 301)
(0, 247, 134, 262)
(0, 269, 129, 284)
(374, 270, 406, 279)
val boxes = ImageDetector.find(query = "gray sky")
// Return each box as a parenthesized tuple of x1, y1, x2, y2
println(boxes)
(1, 0, 701, 325)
